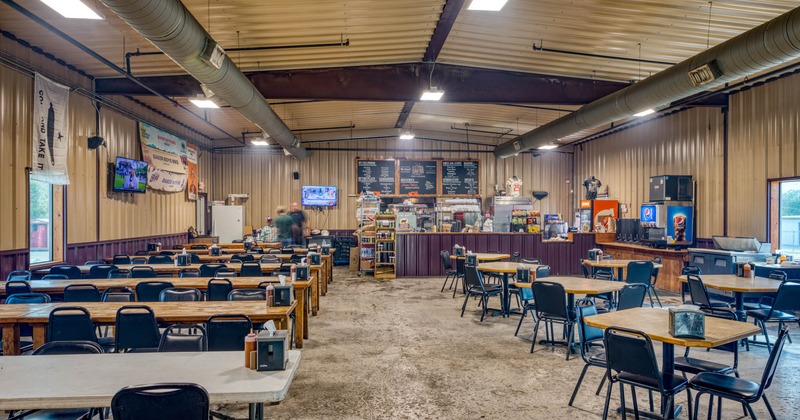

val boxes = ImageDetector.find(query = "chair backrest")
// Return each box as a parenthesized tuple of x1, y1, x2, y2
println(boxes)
(63, 284, 102, 302)
(702, 309, 740, 355)
(290, 254, 303, 264)
(191, 244, 208, 250)
(159, 287, 202, 302)
(49, 265, 83, 279)
(462, 264, 486, 293)
(234, 253, 255, 262)
(239, 262, 262, 277)
(135, 251, 150, 256)
(102, 287, 135, 302)
(522, 258, 542, 265)
(84, 260, 104, 266)
(535, 265, 551, 279)
(440, 250, 452, 271)
(267, 248, 282, 254)
(158, 324, 208, 352)
(41, 274, 69, 280)
(227, 289, 266, 301)
(686, 274, 714, 309)
(616, 284, 648, 311)
(604, 327, 664, 391)
(161, 250, 177, 255)
(207, 278, 233, 301)
(88, 264, 118, 279)
(580, 259, 589, 278)
(455, 258, 465, 276)
(215, 268, 237, 277)
(131, 266, 157, 279)
(130, 256, 149, 264)
(760, 327, 791, 392)
(112, 255, 132, 265)
(768, 270, 788, 281)
(47, 306, 97, 343)
(206, 314, 252, 351)
(576, 298, 604, 362)
(6, 292, 51, 304)
(111, 383, 210, 420)
(148, 255, 173, 264)
(510, 251, 521, 263)
(260, 255, 281, 264)
(5, 280, 33, 296)
(682, 265, 702, 276)
(532, 281, 569, 319)
(769, 281, 800, 314)
(179, 268, 200, 278)
(200, 264, 227, 277)
(7, 270, 31, 281)
(33, 340, 103, 355)
(114, 305, 161, 352)
(187, 254, 200, 264)
(626, 261, 654, 285)
(136, 281, 175, 302)
(108, 268, 132, 278)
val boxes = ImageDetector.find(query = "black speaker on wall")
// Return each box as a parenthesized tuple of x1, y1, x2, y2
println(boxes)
(293, 171, 300, 180)
(88, 136, 105, 149)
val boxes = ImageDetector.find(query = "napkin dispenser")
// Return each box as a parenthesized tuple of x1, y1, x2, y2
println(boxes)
(588, 248, 602, 261)
(453, 245, 465, 257)
(256, 330, 288, 371)
(176, 254, 190, 266)
(273, 285, 293, 306)
(669, 305, 705, 339)
(244, 241, 252, 251)
(321, 245, 331, 255)
(148, 243, 159, 252)
(210, 246, 221, 256)
(465, 254, 478, 266)
(308, 252, 321, 265)
(516, 267, 530, 282)
(296, 263, 309, 280)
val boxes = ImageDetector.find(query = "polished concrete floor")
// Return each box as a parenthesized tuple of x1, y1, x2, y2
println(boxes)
(224, 268, 800, 419)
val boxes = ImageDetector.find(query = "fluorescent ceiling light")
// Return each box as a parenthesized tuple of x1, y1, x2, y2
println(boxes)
(420, 87, 444, 101)
(468, 0, 509, 11)
(189, 97, 219, 109)
(538, 144, 558, 150)
(40, 0, 103, 19)
(399, 133, 415, 140)
(633, 109, 655, 117)
(250, 140, 269, 146)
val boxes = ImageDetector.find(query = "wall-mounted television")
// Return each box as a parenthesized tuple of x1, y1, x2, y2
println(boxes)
(302, 185, 337, 207)
(113, 156, 148, 193)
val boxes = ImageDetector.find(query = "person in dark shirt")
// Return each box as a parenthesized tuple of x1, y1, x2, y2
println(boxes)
(273, 206, 294, 247)
(289, 202, 307, 246)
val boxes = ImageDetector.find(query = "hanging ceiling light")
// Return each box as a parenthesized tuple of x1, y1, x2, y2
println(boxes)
(250, 140, 269, 146)
(420, 87, 444, 101)
(399, 131, 415, 140)
(189, 94, 219, 109)
(40, 0, 103, 19)
(468, 0, 509, 11)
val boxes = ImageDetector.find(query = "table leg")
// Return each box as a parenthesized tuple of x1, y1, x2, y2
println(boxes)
(502, 273, 510, 316)
(310, 273, 319, 316)
(617, 267, 624, 281)
(734, 292, 746, 321)
(295, 289, 305, 349)
(2, 323, 20, 356)
(249, 402, 264, 420)
(32, 325, 46, 351)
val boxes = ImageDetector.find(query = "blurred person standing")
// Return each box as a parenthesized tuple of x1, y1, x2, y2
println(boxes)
(289, 202, 308, 246)
(274, 206, 294, 247)
(257, 216, 277, 243)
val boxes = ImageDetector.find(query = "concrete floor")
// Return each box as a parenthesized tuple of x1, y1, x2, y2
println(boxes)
(223, 268, 800, 419)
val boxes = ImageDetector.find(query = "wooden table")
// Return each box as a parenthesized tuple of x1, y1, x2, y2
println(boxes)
(0, 276, 312, 349)
(478, 262, 540, 316)
(582, 259, 663, 281)
(450, 253, 511, 262)
(120, 254, 233, 262)
(678, 274, 782, 318)
(0, 351, 301, 420)
(585, 307, 760, 417)
(0, 300, 296, 356)
(513, 276, 627, 297)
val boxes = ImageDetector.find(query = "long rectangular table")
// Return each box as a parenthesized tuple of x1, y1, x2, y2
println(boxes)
(0, 276, 312, 349)
(0, 351, 301, 420)
(0, 300, 295, 356)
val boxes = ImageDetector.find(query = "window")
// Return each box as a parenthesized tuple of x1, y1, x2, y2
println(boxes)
(29, 178, 53, 264)
(773, 179, 800, 256)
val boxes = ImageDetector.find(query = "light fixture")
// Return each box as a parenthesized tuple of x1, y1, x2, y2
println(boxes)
(468, 0, 508, 11)
(250, 140, 269, 146)
(538, 143, 558, 150)
(399, 132, 415, 140)
(633, 109, 655, 117)
(420, 87, 444, 101)
(40, 0, 103, 19)
(189, 95, 219, 109)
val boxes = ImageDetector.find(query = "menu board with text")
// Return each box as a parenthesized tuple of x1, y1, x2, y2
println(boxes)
(356, 159, 397, 195)
(398, 160, 438, 196)
(441, 160, 480, 196)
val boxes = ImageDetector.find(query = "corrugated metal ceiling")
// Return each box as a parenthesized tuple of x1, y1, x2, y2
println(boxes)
(0, 0, 797, 147)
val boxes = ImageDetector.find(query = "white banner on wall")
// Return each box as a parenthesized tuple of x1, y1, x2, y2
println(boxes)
(31, 73, 70, 185)
(147, 167, 188, 192)
(141, 144, 187, 174)
(138, 121, 187, 157)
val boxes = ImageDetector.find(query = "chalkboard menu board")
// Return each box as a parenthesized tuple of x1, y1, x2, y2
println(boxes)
(398, 160, 438, 196)
(441, 160, 480, 196)
(356, 159, 396, 195)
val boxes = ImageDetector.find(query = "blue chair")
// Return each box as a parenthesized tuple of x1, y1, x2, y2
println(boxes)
(88, 264, 117, 279)
(48, 265, 83, 279)
(6, 270, 31, 281)
(625, 261, 658, 307)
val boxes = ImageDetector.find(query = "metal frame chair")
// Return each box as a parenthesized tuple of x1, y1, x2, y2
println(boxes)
(439, 250, 457, 292)
(200, 264, 227, 277)
(6, 270, 31, 281)
(147, 255, 173, 264)
(227, 289, 266, 301)
(460, 263, 502, 322)
(616, 284, 648, 311)
(625, 261, 658, 307)
(746, 281, 800, 351)
(46, 306, 98, 344)
(158, 287, 202, 302)
(135, 281, 174, 302)
(207, 278, 234, 301)
(569, 298, 608, 406)
(158, 324, 207, 352)
(530, 281, 576, 360)
(114, 305, 161, 353)
(239, 262, 262, 277)
(88, 264, 118, 279)
(111, 383, 210, 419)
(63, 284, 102, 302)
(686, 274, 731, 310)
(130, 266, 157, 279)
(207, 314, 252, 351)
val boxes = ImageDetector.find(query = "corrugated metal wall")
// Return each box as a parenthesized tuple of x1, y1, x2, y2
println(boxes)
(574, 107, 726, 239)
(66, 93, 99, 244)
(212, 138, 573, 230)
(728, 72, 800, 241)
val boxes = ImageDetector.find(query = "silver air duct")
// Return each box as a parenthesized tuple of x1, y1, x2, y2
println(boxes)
(99, 0, 309, 158)
(495, 7, 800, 158)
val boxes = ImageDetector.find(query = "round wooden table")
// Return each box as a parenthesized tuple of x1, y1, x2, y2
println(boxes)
(582, 259, 663, 280)
(450, 253, 511, 262)
(477, 262, 539, 316)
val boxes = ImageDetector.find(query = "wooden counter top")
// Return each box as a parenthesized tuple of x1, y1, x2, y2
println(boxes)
(597, 241, 689, 255)
(397, 232, 592, 236)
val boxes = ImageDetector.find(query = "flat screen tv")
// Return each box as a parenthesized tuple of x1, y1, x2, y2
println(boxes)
(302, 185, 337, 207)
(113, 156, 148, 193)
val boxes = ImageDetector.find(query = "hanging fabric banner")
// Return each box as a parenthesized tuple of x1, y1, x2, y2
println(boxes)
(147, 167, 188, 192)
(186, 144, 198, 200)
(31, 73, 70, 185)
(141, 144, 187, 173)
(138, 121, 187, 157)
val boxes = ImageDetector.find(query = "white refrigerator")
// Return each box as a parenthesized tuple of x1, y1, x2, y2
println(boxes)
(211, 205, 244, 243)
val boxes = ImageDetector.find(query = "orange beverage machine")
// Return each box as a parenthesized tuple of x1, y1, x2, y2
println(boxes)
(578, 199, 619, 232)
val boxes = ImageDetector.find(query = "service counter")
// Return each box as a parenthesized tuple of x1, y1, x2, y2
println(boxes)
(396, 232, 597, 277)
(597, 241, 689, 293)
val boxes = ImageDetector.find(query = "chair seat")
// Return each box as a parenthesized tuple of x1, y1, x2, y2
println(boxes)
(707, 299, 732, 308)
(742, 302, 769, 311)
(674, 356, 734, 375)
(746, 308, 799, 321)
(690, 372, 760, 399)
(617, 372, 688, 393)
(466, 286, 502, 295)
(445, 269, 457, 275)
(588, 351, 607, 366)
